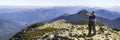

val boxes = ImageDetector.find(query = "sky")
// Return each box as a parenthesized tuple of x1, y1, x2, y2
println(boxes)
(0, 0, 120, 7)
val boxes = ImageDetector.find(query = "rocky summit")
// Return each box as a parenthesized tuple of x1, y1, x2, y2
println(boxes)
(31, 21, 120, 40)
(10, 20, 120, 40)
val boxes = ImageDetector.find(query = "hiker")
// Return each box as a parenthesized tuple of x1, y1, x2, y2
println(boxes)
(87, 11, 96, 36)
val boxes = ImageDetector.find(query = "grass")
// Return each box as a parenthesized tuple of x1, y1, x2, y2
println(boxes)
(23, 27, 57, 40)
(28, 22, 45, 28)
(76, 20, 88, 25)
(113, 29, 120, 32)
(11, 27, 57, 40)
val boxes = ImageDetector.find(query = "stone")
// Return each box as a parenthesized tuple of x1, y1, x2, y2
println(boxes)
(29, 22, 120, 40)
(49, 34, 54, 39)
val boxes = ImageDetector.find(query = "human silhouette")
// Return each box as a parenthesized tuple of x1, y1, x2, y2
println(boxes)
(87, 11, 96, 37)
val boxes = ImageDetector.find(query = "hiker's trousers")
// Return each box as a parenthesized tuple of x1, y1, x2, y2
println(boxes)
(88, 21, 96, 35)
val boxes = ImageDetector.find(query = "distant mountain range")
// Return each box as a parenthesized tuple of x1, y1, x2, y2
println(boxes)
(0, 19, 26, 40)
(95, 9, 120, 20)
(0, 6, 120, 23)
(0, 6, 87, 24)
(105, 7, 120, 12)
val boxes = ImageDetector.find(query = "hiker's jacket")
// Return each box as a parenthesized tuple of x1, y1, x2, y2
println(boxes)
(89, 15, 96, 21)
(89, 15, 96, 25)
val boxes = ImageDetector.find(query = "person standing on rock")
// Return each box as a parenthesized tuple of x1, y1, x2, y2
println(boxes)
(87, 11, 96, 37)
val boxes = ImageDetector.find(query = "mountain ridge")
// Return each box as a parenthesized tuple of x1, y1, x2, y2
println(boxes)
(50, 10, 120, 29)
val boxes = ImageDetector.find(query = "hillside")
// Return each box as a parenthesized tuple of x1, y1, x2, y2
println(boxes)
(0, 19, 26, 40)
(10, 21, 120, 40)
(95, 9, 120, 20)
(51, 10, 120, 29)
